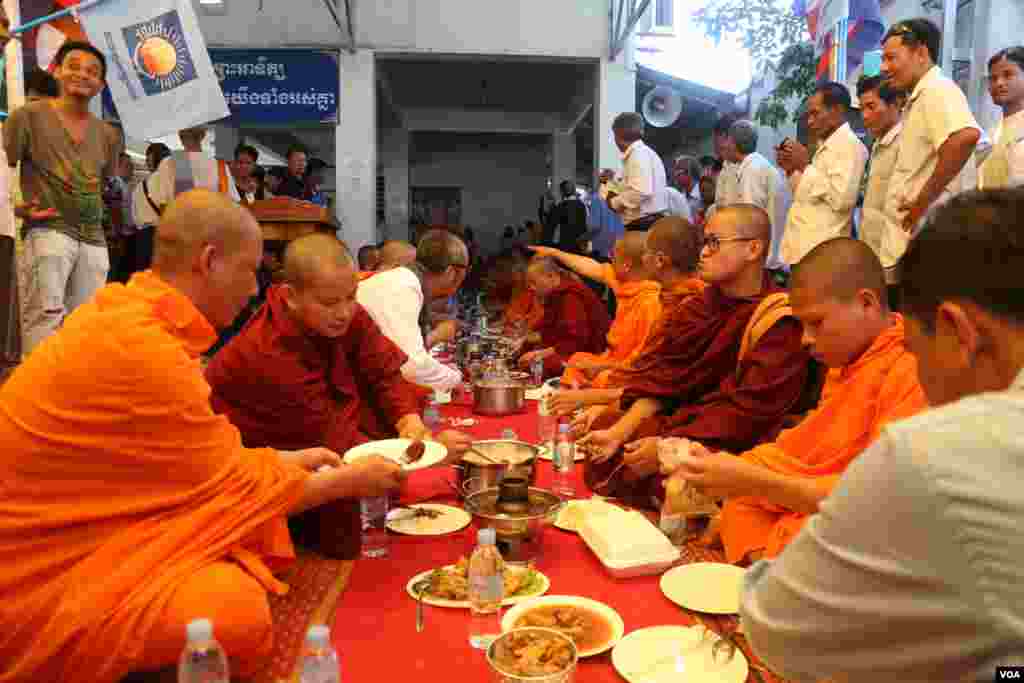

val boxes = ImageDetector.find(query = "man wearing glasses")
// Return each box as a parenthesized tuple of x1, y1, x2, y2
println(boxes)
(881, 18, 982, 233)
(357, 229, 467, 395)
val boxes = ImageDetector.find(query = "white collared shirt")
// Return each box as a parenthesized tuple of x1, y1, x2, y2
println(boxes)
(663, 186, 693, 221)
(734, 152, 791, 271)
(780, 123, 868, 266)
(132, 152, 240, 226)
(741, 369, 1024, 682)
(713, 160, 740, 209)
(860, 121, 905, 274)
(888, 66, 982, 231)
(610, 140, 668, 225)
(979, 109, 1024, 190)
(356, 267, 463, 393)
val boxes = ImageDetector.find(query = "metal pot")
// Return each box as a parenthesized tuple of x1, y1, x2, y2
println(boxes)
(451, 440, 539, 498)
(464, 482, 562, 565)
(473, 375, 528, 416)
(487, 627, 577, 683)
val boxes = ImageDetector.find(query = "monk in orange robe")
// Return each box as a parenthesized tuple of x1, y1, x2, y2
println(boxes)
(517, 256, 612, 379)
(529, 232, 662, 389)
(576, 208, 810, 508)
(0, 191, 405, 682)
(662, 238, 927, 564)
(207, 234, 471, 557)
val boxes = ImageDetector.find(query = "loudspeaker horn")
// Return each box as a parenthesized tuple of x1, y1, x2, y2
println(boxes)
(641, 86, 683, 128)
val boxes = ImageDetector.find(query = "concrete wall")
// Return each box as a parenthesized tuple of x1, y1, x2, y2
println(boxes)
(336, 50, 377, 251)
(409, 132, 550, 255)
(379, 127, 410, 240)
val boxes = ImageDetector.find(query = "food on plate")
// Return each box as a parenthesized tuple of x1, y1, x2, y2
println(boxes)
(513, 604, 615, 652)
(490, 629, 575, 677)
(404, 440, 427, 463)
(426, 557, 543, 601)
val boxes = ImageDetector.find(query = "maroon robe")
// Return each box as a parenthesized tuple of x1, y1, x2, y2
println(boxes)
(206, 285, 423, 557)
(585, 280, 810, 508)
(535, 276, 612, 378)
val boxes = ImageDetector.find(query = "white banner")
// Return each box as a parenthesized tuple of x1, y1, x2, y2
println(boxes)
(79, 0, 229, 140)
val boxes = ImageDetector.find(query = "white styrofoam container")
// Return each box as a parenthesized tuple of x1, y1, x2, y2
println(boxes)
(578, 512, 682, 579)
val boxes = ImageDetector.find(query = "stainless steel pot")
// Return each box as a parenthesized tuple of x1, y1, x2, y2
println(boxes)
(473, 375, 529, 416)
(451, 440, 539, 498)
(464, 483, 562, 565)
(486, 627, 578, 683)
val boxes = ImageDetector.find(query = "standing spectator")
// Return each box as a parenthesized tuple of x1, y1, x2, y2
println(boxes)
(104, 152, 136, 282)
(130, 142, 171, 276)
(672, 155, 704, 216)
(265, 166, 285, 197)
(4, 41, 122, 354)
(276, 146, 312, 200)
(710, 115, 741, 214)
(778, 82, 868, 266)
(140, 127, 240, 208)
(543, 180, 589, 252)
(881, 18, 981, 232)
(232, 143, 259, 202)
(857, 75, 907, 305)
(606, 113, 668, 231)
(695, 175, 716, 227)
(723, 120, 792, 274)
(979, 46, 1024, 189)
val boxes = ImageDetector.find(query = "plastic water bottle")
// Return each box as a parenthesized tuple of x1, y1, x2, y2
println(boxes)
(537, 396, 557, 456)
(178, 618, 229, 683)
(297, 625, 340, 683)
(468, 528, 505, 649)
(423, 395, 441, 432)
(553, 422, 577, 500)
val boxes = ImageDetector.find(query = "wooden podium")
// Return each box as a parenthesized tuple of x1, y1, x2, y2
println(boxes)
(245, 197, 338, 243)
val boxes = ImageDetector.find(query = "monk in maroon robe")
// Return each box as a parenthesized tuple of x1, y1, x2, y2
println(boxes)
(517, 257, 612, 379)
(578, 206, 810, 509)
(207, 234, 471, 557)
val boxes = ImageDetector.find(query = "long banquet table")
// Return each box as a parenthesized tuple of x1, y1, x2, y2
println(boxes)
(331, 399, 782, 682)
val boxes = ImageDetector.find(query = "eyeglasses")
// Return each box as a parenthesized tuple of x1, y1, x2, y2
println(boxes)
(702, 235, 758, 253)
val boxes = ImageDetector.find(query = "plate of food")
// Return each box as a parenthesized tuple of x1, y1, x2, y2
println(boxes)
(501, 595, 625, 657)
(406, 558, 550, 608)
(343, 438, 447, 471)
(385, 504, 471, 536)
(611, 625, 748, 683)
(659, 563, 747, 615)
(554, 498, 619, 533)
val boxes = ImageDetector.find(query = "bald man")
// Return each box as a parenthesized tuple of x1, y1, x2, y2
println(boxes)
(0, 190, 410, 682)
(517, 256, 612, 379)
(578, 208, 810, 509)
(662, 237, 927, 564)
(207, 233, 471, 558)
(357, 243, 380, 272)
(376, 239, 418, 270)
(529, 232, 662, 390)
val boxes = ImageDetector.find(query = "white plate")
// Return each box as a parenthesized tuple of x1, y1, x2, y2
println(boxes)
(386, 504, 471, 536)
(343, 438, 447, 471)
(501, 595, 625, 657)
(405, 565, 550, 608)
(612, 625, 748, 683)
(554, 498, 619, 533)
(536, 445, 585, 462)
(659, 563, 747, 615)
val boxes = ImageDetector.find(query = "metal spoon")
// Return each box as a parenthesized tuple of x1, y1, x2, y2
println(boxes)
(467, 447, 503, 465)
(413, 578, 431, 633)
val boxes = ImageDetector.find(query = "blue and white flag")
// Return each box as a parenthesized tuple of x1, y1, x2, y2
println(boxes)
(79, 0, 229, 139)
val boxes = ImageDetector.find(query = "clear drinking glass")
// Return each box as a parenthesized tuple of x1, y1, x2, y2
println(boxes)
(360, 495, 390, 558)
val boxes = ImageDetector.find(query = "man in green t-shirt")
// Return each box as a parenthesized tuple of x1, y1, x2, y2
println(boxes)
(4, 41, 122, 355)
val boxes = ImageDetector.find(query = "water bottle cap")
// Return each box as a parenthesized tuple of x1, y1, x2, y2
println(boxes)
(558, 423, 569, 433)
(306, 624, 330, 647)
(478, 527, 496, 545)
(186, 618, 213, 642)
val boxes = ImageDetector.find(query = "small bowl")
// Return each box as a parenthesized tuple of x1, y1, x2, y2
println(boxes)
(486, 627, 578, 683)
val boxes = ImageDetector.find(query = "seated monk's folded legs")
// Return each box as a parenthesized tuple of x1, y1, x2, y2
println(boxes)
(719, 496, 781, 565)
(138, 561, 274, 677)
(583, 409, 663, 509)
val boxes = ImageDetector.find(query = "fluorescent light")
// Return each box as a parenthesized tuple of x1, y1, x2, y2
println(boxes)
(199, 0, 224, 5)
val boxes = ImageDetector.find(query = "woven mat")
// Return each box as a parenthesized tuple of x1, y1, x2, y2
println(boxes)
(248, 553, 353, 683)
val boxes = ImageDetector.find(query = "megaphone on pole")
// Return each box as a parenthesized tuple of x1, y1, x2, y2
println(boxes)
(641, 86, 683, 128)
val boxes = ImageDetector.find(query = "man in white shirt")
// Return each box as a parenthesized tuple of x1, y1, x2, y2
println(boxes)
(357, 229, 466, 394)
(662, 184, 693, 221)
(664, 155, 702, 221)
(881, 18, 981, 232)
(857, 75, 906, 303)
(606, 112, 668, 230)
(137, 127, 241, 213)
(739, 187, 1024, 682)
(708, 116, 740, 219)
(778, 82, 868, 266)
(723, 120, 791, 273)
(979, 46, 1024, 189)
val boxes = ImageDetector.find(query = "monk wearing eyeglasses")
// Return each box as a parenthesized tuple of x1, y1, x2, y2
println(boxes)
(578, 206, 810, 508)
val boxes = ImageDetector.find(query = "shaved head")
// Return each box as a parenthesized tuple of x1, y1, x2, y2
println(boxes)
(282, 233, 355, 290)
(717, 204, 771, 244)
(647, 216, 702, 273)
(618, 232, 649, 267)
(153, 189, 260, 275)
(791, 237, 887, 306)
(377, 240, 417, 270)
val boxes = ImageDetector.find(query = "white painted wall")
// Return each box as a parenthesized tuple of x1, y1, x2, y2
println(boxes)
(379, 127, 410, 240)
(336, 50, 377, 251)
(409, 133, 549, 255)
(596, 58, 638, 177)
(404, 108, 566, 134)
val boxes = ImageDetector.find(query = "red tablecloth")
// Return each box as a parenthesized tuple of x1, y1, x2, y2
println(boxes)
(332, 401, 777, 682)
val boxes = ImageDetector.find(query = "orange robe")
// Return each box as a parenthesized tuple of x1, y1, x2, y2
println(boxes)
(562, 264, 662, 388)
(0, 271, 308, 683)
(502, 288, 544, 329)
(720, 316, 927, 563)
